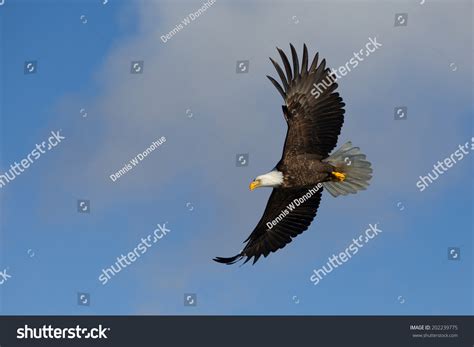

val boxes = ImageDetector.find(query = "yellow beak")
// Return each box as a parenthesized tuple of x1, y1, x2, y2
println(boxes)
(249, 180, 260, 191)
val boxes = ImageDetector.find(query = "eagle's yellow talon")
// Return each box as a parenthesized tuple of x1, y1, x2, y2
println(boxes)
(332, 171, 346, 181)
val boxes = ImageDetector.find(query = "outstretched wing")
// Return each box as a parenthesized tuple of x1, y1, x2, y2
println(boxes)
(214, 187, 323, 265)
(267, 44, 345, 160)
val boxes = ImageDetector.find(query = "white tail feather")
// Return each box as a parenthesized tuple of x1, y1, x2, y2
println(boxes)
(322, 141, 373, 197)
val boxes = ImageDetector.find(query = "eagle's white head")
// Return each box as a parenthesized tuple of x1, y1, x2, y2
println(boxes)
(249, 170, 284, 190)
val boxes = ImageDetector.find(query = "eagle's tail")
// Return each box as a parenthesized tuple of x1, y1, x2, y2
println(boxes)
(322, 141, 373, 197)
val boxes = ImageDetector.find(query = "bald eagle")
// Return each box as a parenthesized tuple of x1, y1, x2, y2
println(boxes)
(214, 44, 373, 265)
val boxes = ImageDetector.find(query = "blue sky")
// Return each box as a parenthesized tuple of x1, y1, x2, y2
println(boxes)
(0, 0, 472, 315)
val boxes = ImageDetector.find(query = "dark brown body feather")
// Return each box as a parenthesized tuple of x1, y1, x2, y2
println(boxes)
(278, 155, 334, 188)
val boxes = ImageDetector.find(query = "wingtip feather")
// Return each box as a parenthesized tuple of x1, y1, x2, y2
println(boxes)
(213, 254, 244, 265)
